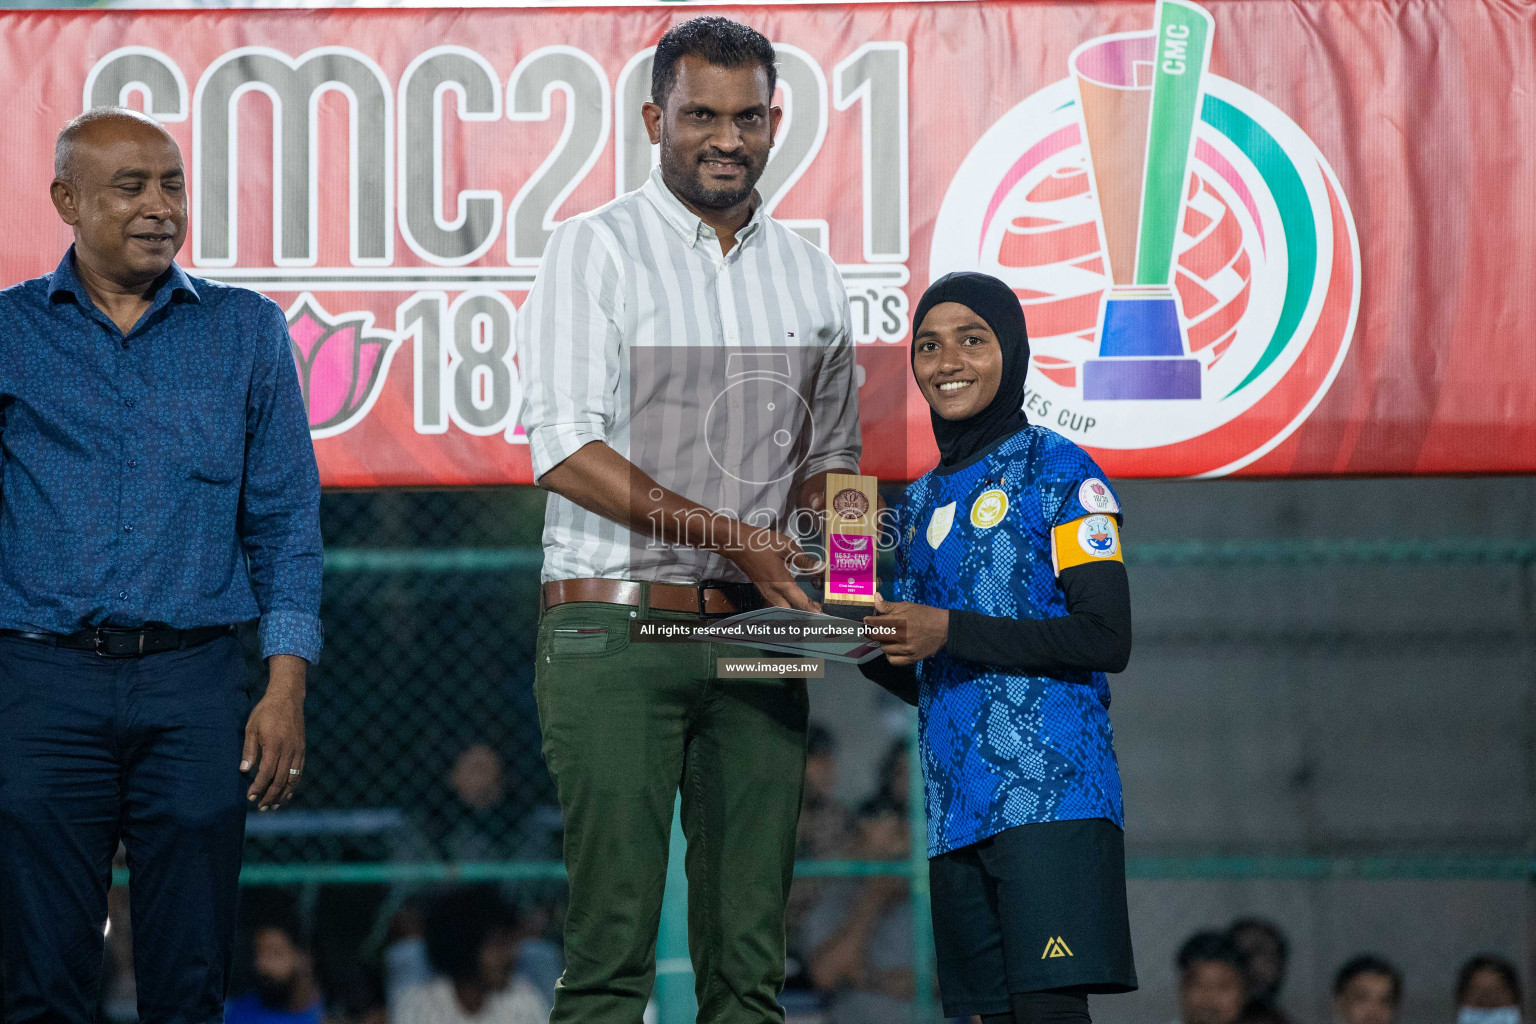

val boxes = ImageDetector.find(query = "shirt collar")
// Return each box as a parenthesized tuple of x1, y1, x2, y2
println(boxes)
(641, 166, 764, 252)
(47, 245, 201, 309)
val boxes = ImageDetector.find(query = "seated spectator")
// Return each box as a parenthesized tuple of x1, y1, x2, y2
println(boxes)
(1333, 955, 1403, 1024)
(798, 724, 855, 861)
(785, 724, 857, 995)
(383, 899, 432, 1014)
(307, 883, 388, 1024)
(1456, 955, 1523, 1024)
(101, 845, 136, 1024)
(1174, 931, 1249, 1024)
(394, 887, 547, 1024)
(870, 734, 910, 814)
(225, 919, 324, 1024)
(417, 741, 566, 923)
(1229, 918, 1294, 1024)
(799, 739, 916, 1024)
(385, 893, 560, 1017)
(441, 743, 519, 863)
(505, 905, 561, 1007)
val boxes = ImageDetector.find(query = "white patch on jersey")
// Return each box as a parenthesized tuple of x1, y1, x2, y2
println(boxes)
(1078, 478, 1119, 515)
(926, 502, 956, 549)
(1077, 514, 1119, 558)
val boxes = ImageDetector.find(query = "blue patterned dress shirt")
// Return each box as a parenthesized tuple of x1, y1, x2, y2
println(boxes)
(0, 249, 323, 662)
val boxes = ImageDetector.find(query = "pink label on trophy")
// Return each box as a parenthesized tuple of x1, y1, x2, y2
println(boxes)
(828, 534, 876, 597)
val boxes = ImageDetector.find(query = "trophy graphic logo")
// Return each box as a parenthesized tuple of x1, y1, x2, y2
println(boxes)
(1073, 0, 1212, 400)
(930, 0, 1361, 477)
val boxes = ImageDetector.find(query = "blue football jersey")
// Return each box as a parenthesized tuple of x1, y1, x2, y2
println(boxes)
(895, 425, 1126, 857)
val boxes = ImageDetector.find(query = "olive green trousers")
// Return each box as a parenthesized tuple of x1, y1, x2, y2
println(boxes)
(534, 599, 809, 1024)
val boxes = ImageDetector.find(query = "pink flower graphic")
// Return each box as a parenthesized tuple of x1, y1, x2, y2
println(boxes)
(286, 297, 399, 437)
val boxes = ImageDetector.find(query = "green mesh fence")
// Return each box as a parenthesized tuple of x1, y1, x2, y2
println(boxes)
(238, 490, 555, 873)
(128, 488, 1530, 1024)
(195, 488, 1536, 884)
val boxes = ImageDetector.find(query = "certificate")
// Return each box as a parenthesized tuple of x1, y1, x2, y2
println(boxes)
(697, 607, 885, 665)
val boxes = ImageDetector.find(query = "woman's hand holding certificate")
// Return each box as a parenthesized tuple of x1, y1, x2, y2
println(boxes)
(862, 592, 949, 666)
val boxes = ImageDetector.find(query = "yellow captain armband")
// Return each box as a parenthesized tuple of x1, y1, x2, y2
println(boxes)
(1050, 514, 1123, 575)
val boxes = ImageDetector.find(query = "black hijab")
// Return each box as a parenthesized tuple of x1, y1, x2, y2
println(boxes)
(911, 271, 1030, 469)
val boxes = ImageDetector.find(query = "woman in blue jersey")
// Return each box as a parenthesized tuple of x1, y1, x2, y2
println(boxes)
(861, 271, 1136, 1024)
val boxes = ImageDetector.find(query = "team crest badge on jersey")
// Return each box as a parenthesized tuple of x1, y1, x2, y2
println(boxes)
(1077, 514, 1119, 558)
(926, 502, 957, 548)
(970, 490, 1009, 529)
(1078, 478, 1119, 515)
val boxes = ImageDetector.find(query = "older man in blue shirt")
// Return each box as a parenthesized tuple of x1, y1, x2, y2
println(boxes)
(0, 107, 322, 1024)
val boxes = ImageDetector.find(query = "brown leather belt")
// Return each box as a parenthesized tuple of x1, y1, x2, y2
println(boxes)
(540, 578, 759, 616)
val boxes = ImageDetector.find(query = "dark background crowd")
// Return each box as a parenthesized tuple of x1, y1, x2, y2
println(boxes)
(1163, 927, 1519, 1024)
(5, 474, 1524, 1024)
(48, 719, 1522, 1024)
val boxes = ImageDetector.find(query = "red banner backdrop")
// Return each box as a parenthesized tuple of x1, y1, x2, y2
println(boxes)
(2, 1, 1533, 485)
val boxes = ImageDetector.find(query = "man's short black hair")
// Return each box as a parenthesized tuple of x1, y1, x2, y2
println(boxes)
(249, 909, 309, 954)
(1456, 954, 1522, 1007)
(651, 16, 777, 109)
(1178, 930, 1249, 978)
(1229, 917, 1290, 961)
(423, 885, 519, 986)
(806, 723, 836, 758)
(873, 736, 908, 813)
(1333, 955, 1403, 1003)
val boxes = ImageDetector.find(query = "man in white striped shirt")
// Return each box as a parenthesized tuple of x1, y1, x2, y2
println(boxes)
(515, 16, 860, 1024)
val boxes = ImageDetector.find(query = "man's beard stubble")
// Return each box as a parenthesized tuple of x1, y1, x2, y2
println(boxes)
(661, 136, 765, 212)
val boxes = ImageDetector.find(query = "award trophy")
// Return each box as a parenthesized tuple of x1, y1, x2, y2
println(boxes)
(824, 473, 878, 607)
(1073, 0, 1213, 400)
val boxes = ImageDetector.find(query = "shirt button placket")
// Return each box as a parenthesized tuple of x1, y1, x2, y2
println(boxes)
(120, 370, 137, 608)
(717, 256, 740, 346)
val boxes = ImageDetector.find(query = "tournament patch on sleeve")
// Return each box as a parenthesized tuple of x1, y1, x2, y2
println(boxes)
(1051, 514, 1124, 574)
(1077, 477, 1121, 515)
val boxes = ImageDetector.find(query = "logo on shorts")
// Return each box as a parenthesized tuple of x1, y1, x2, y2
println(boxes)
(970, 489, 1009, 529)
(1078, 514, 1119, 558)
(1042, 936, 1075, 959)
(930, 0, 1360, 478)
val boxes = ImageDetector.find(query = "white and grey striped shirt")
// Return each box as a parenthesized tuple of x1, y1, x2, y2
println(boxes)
(516, 167, 861, 584)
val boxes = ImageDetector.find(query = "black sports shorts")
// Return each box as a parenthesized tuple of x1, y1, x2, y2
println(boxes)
(929, 817, 1138, 1017)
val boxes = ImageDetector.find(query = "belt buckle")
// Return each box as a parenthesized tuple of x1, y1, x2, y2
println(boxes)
(93, 627, 141, 658)
(696, 579, 728, 618)
(696, 579, 750, 618)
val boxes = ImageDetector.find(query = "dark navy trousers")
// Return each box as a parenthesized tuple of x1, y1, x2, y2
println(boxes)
(0, 635, 250, 1024)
